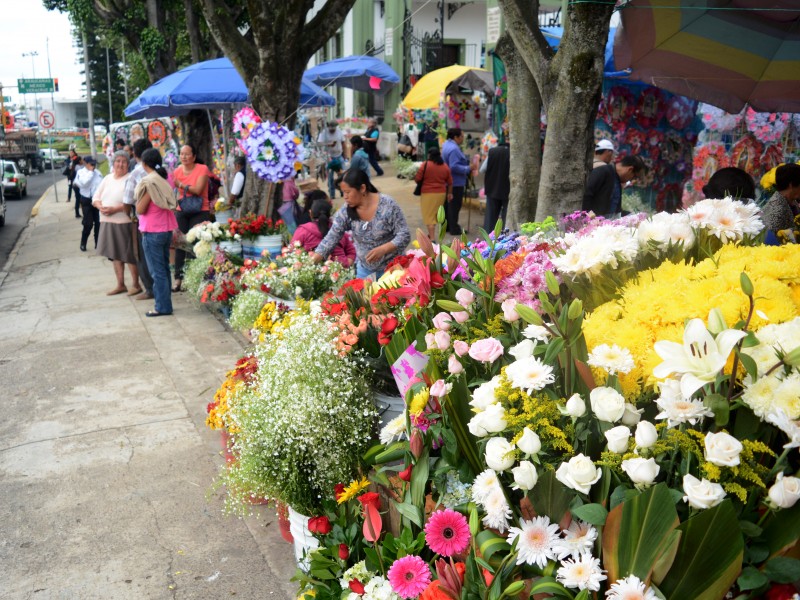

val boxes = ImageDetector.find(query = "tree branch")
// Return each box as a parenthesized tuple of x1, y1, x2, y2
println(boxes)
(498, 0, 553, 103)
(301, 0, 357, 57)
(200, 0, 258, 81)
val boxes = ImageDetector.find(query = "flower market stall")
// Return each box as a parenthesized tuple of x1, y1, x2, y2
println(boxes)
(191, 192, 800, 600)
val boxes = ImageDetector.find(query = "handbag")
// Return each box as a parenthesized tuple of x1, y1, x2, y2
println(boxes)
(178, 187, 203, 215)
(412, 160, 428, 196)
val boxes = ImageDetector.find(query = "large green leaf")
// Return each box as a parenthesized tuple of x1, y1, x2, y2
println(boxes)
(602, 483, 680, 584)
(761, 501, 800, 558)
(476, 529, 511, 564)
(658, 500, 743, 600)
(443, 373, 482, 475)
(529, 469, 572, 525)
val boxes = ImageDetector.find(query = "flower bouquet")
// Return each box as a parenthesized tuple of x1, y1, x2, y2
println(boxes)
(228, 213, 285, 242)
(185, 220, 239, 258)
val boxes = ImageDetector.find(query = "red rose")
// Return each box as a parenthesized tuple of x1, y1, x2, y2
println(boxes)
(338, 543, 350, 560)
(348, 579, 365, 595)
(381, 316, 399, 334)
(307, 516, 332, 534)
(399, 464, 413, 482)
(357, 492, 380, 512)
(430, 271, 445, 288)
(334, 483, 345, 501)
(377, 331, 392, 346)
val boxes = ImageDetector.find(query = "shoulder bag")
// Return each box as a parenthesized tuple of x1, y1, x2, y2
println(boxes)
(178, 186, 203, 215)
(413, 161, 428, 197)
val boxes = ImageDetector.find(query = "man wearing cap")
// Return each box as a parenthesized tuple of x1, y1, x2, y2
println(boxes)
(595, 139, 615, 165)
(582, 148, 646, 218)
(317, 121, 345, 198)
(74, 156, 103, 251)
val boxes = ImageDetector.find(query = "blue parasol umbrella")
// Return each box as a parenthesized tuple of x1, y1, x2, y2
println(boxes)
(304, 56, 400, 96)
(124, 57, 335, 119)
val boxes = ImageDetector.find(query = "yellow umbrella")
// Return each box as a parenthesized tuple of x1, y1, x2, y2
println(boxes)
(401, 65, 491, 110)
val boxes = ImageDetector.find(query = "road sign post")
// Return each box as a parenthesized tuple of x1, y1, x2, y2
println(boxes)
(39, 110, 55, 129)
(18, 78, 55, 94)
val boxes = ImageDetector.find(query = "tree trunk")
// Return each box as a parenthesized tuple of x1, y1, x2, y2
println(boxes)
(498, 0, 614, 220)
(180, 110, 213, 167)
(495, 33, 541, 228)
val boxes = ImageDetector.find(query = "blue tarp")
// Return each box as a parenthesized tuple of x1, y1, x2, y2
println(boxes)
(541, 27, 631, 79)
(304, 56, 400, 96)
(124, 58, 335, 119)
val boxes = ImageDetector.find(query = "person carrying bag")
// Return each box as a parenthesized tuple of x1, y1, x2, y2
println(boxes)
(414, 147, 452, 239)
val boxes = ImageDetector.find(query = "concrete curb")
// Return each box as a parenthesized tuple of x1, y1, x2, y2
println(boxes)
(29, 184, 52, 218)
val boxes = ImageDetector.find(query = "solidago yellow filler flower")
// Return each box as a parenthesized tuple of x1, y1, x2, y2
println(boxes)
(337, 476, 371, 504)
(583, 245, 800, 398)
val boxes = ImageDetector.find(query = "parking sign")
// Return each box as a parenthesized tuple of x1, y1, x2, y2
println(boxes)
(39, 111, 55, 129)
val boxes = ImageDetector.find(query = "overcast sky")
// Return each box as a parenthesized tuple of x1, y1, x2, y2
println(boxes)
(0, 3, 85, 108)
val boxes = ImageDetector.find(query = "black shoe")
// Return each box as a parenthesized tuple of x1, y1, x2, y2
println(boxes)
(80, 245, 86, 252)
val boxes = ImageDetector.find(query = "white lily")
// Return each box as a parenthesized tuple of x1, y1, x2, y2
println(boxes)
(653, 318, 746, 398)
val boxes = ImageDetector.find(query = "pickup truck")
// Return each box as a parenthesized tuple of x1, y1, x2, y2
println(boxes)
(0, 129, 43, 174)
(39, 148, 66, 170)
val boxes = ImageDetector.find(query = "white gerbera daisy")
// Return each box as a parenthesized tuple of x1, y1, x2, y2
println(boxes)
(553, 520, 598, 560)
(471, 469, 502, 504)
(507, 516, 560, 568)
(605, 574, 657, 600)
(655, 395, 714, 428)
(379, 413, 406, 444)
(587, 344, 635, 375)
(481, 488, 512, 533)
(556, 554, 607, 591)
(505, 356, 555, 395)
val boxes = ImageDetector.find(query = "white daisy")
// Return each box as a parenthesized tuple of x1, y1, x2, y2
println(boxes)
(655, 395, 714, 428)
(507, 516, 560, 568)
(556, 554, 607, 591)
(605, 574, 657, 600)
(587, 344, 635, 375)
(505, 356, 555, 395)
(522, 324, 551, 342)
(553, 520, 598, 560)
(379, 413, 406, 444)
(481, 488, 512, 533)
(471, 469, 502, 504)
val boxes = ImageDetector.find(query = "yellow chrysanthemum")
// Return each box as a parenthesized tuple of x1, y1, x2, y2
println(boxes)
(336, 476, 371, 504)
(584, 245, 800, 398)
(408, 388, 430, 416)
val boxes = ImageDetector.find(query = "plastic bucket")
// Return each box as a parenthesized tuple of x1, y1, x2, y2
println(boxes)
(374, 392, 405, 425)
(215, 210, 233, 224)
(288, 506, 320, 570)
(242, 234, 282, 260)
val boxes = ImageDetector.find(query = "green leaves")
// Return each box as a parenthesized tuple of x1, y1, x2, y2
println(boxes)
(570, 502, 608, 526)
(530, 469, 572, 525)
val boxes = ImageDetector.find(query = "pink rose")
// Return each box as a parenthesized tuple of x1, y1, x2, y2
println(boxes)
(453, 340, 470, 356)
(448, 354, 464, 374)
(432, 312, 453, 331)
(455, 288, 476, 308)
(429, 379, 451, 398)
(468, 337, 504, 363)
(434, 330, 451, 350)
(501, 299, 520, 322)
(452, 311, 470, 324)
(425, 332, 436, 350)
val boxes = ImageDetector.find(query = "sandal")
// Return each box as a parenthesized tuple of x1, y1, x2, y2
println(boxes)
(146, 310, 172, 317)
(127, 287, 143, 296)
(172, 280, 183, 293)
(106, 286, 128, 296)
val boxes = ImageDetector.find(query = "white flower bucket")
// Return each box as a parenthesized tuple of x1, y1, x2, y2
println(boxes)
(217, 240, 242, 256)
(215, 210, 233, 223)
(287, 506, 319, 571)
(374, 392, 405, 425)
(242, 234, 283, 260)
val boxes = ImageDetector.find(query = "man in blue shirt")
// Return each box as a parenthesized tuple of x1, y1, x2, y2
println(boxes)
(441, 128, 472, 235)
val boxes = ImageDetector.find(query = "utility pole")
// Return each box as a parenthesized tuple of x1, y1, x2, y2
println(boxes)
(106, 46, 113, 127)
(121, 44, 128, 106)
(46, 38, 59, 201)
(81, 27, 97, 160)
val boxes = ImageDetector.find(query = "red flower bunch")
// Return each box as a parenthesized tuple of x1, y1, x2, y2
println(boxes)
(377, 315, 399, 346)
(228, 213, 285, 240)
(307, 515, 332, 534)
(388, 256, 445, 308)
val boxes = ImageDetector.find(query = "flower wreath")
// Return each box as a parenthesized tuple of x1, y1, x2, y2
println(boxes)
(624, 128, 647, 155)
(692, 142, 729, 192)
(661, 130, 686, 164)
(481, 131, 498, 157)
(114, 126, 129, 143)
(604, 86, 635, 129)
(130, 123, 145, 143)
(665, 95, 696, 130)
(147, 120, 167, 148)
(760, 144, 784, 175)
(745, 108, 791, 144)
(233, 107, 262, 153)
(656, 182, 683, 212)
(730, 134, 764, 177)
(243, 120, 305, 183)
(635, 87, 665, 129)
(700, 104, 742, 133)
(163, 149, 179, 173)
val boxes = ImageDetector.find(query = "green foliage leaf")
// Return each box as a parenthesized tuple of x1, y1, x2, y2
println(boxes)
(737, 566, 769, 591)
(570, 503, 608, 526)
(530, 469, 572, 525)
(371, 441, 408, 465)
(393, 501, 422, 528)
(761, 500, 800, 557)
(738, 520, 762, 538)
(543, 337, 566, 365)
(658, 501, 743, 600)
(476, 529, 511, 564)
(764, 556, 800, 584)
(436, 299, 466, 313)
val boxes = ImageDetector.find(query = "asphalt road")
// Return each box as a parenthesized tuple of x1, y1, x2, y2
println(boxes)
(0, 168, 66, 268)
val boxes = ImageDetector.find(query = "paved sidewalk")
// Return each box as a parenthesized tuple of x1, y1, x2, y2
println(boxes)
(0, 180, 296, 600)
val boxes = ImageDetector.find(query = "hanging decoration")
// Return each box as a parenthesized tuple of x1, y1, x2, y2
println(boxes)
(233, 107, 262, 153)
(692, 142, 729, 192)
(635, 87, 665, 128)
(244, 120, 305, 183)
(729, 134, 764, 177)
(603, 86, 635, 130)
(745, 108, 791, 144)
(699, 104, 743, 133)
(665, 95, 696, 130)
(147, 121, 167, 148)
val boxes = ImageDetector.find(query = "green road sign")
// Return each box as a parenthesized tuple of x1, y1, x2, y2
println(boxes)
(2, 96, 10, 102)
(18, 78, 54, 94)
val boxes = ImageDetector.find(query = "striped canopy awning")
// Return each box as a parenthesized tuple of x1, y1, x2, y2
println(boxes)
(614, 0, 800, 113)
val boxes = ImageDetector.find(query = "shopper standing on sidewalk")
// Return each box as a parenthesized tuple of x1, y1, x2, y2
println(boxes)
(135, 148, 178, 317)
(123, 139, 155, 301)
(65, 150, 82, 217)
(74, 156, 103, 251)
(441, 128, 471, 235)
(414, 148, 452, 240)
(363, 118, 384, 176)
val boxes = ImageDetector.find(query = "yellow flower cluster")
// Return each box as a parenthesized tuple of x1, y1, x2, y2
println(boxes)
(253, 301, 308, 342)
(206, 377, 243, 432)
(584, 245, 800, 398)
(336, 476, 371, 504)
(468, 313, 507, 340)
(408, 388, 430, 416)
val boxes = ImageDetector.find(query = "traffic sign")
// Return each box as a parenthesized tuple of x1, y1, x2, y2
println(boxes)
(19, 78, 55, 94)
(2, 96, 10, 103)
(39, 110, 55, 129)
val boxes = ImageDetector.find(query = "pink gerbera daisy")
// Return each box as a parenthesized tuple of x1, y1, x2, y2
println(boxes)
(387, 555, 432, 598)
(424, 509, 471, 556)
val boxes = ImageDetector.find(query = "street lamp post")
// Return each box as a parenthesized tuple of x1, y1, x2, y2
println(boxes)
(21, 51, 39, 126)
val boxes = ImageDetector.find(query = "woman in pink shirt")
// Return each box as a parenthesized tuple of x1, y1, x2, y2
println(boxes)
(135, 148, 179, 317)
(291, 198, 355, 266)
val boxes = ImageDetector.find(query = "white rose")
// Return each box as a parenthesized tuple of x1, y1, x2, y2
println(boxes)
(704, 431, 743, 467)
(470, 377, 501, 411)
(565, 393, 586, 417)
(590, 387, 626, 423)
(501, 299, 520, 322)
(485, 437, 516, 471)
(634, 421, 659, 449)
(511, 461, 538, 491)
(605, 426, 631, 454)
(516, 427, 541, 456)
(467, 403, 507, 437)
(509, 339, 536, 361)
(682, 474, 726, 509)
(555, 454, 601, 494)
(621, 403, 643, 426)
(768, 473, 800, 509)
(621, 457, 660, 486)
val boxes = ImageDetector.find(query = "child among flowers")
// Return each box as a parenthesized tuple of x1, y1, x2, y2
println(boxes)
(291, 197, 355, 266)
